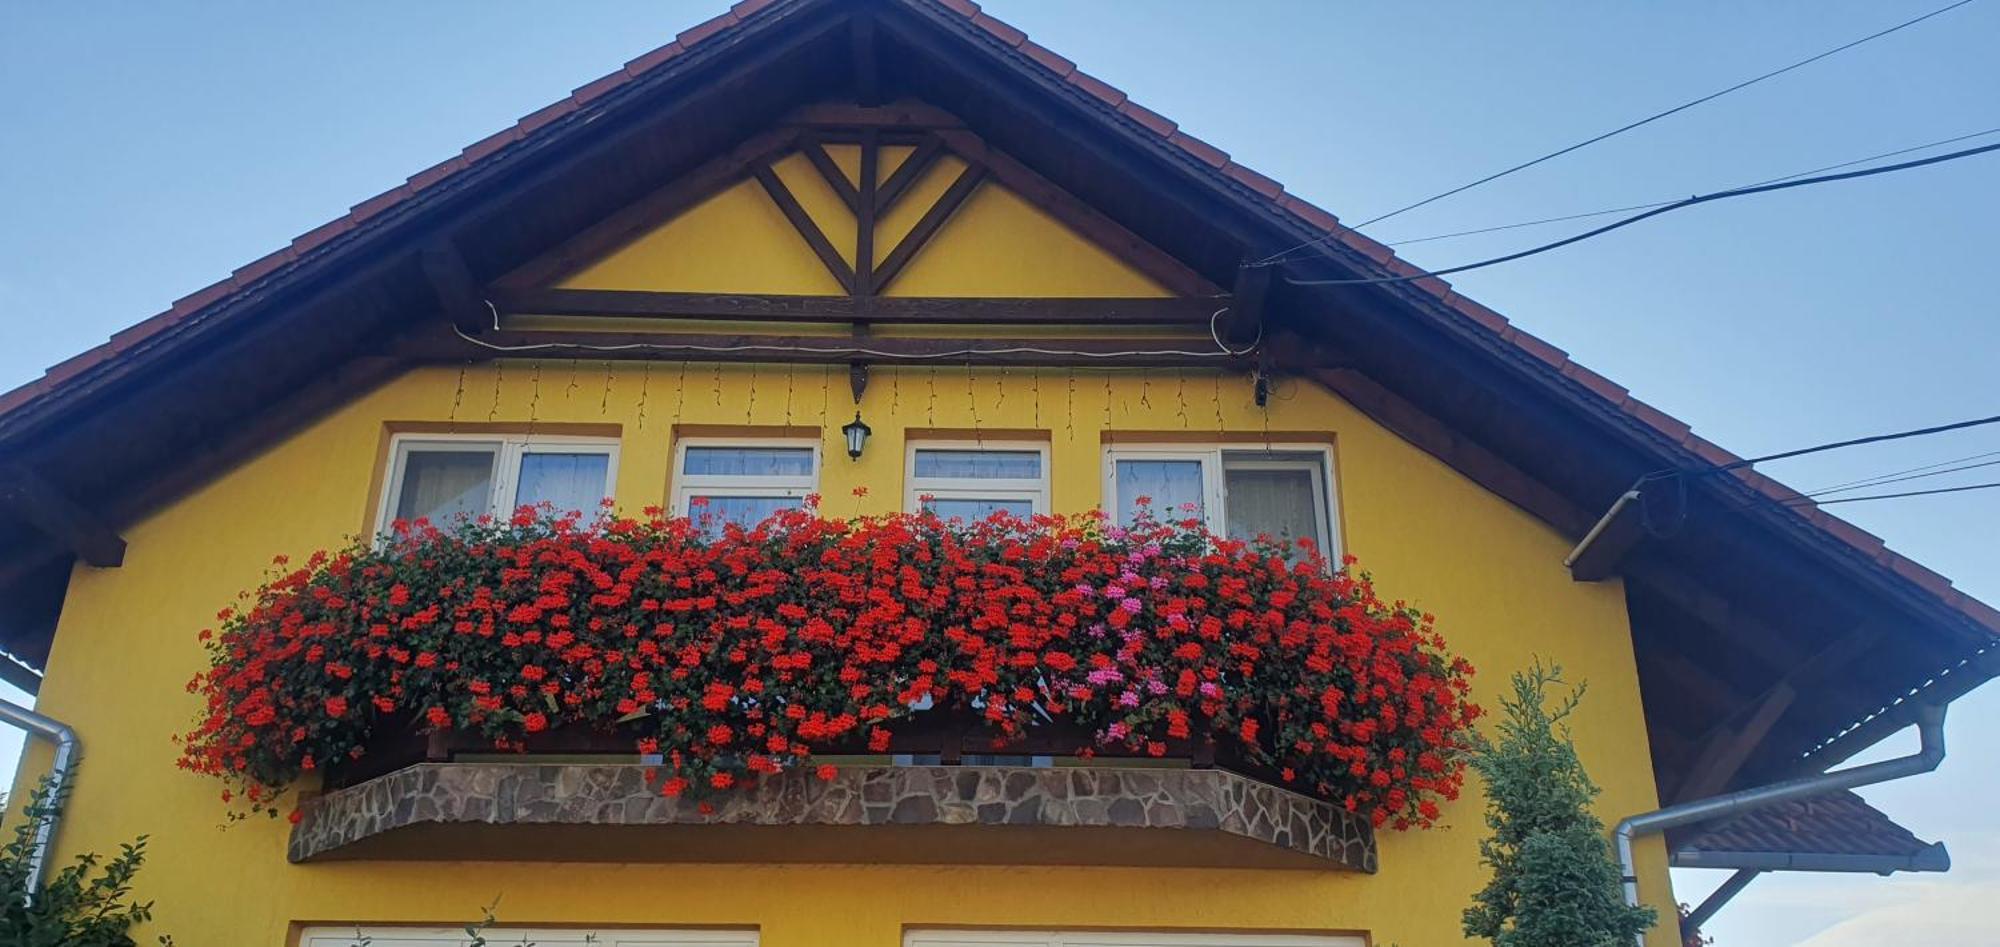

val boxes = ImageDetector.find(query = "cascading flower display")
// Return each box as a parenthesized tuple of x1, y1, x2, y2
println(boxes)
(178, 500, 1479, 830)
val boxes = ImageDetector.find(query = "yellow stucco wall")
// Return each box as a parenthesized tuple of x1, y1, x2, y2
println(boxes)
(13, 143, 1676, 946)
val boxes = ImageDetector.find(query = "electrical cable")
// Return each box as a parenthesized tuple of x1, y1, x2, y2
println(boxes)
(1384, 125, 2000, 247)
(1786, 480, 2000, 505)
(1277, 140, 2000, 288)
(1251, 0, 1978, 265)
(1808, 456, 2000, 497)
(1807, 447, 2000, 495)
(1717, 411, 2000, 472)
(451, 323, 1249, 362)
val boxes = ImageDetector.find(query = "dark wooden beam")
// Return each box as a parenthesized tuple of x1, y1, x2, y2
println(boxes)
(490, 288, 1225, 325)
(1625, 559, 1815, 675)
(400, 326, 1241, 368)
(0, 465, 126, 568)
(1670, 626, 1880, 801)
(1224, 263, 1270, 347)
(420, 241, 490, 336)
(1672, 681, 1796, 803)
(798, 134, 861, 213)
(934, 128, 1220, 296)
(1569, 488, 1649, 581)
(1311, 367, 1594, 536)
(492, 128, 801, 290)
(874, 135, 945, 215)
(856, 130, 880, 296)
(872, 164, 985, 293)
(753, 164, 857, 293)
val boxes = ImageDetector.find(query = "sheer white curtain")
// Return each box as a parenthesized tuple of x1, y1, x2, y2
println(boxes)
(515, 452, 612, 516)
(914, 450, 1040, 479)
(1114, 459, 1204, 525)
(682, 447, 814, 476)
(1223, 466, 1319, 556)
(394, 450, 495, 523)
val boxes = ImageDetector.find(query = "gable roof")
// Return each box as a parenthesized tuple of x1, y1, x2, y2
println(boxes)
(0, 0, 1991, 794)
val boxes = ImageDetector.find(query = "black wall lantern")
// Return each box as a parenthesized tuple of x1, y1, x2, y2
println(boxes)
(842, 412, 872, 459)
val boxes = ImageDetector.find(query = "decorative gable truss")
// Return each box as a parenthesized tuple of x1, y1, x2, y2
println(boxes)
(404, 104, 1258, 371)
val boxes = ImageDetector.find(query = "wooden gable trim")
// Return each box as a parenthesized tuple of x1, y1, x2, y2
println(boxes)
(871, 163, 985, 294)
(752, 163, 858, 293)
(489, 288, 1224, 324)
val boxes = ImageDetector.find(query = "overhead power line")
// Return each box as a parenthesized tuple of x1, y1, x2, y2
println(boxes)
(1385, 125, 2000, 247)
(1789, 480, 2000, 506)
(1278, 140, 2000, 288)
(1719, 411, 2000, 473)
(1808, 447, 2000, 495)
(1252, 0, 1977, 265)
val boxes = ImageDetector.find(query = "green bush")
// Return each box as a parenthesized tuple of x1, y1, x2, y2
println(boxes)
(0, 775, 167, 947)
(1463, 664, 1655, 947)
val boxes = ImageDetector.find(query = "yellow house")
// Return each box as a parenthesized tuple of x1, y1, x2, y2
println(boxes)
(0, 2, 1991, 946)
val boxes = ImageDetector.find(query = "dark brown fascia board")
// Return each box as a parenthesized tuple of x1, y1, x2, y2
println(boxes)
(491, 289, 1227, 325)
(0, 465, 126, 568)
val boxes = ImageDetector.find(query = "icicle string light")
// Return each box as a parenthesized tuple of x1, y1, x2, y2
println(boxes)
(1065, 368, 1076, 442)
(636, 361, 653, 431)
(746, 364, 758, 425)
(783, 365, 795, 427)
(527, 361, 542, 437)
(713, 364, 723, 408)
(674, 361, 688, 427)
(818, 364, 830, 427)
(1176, 369, 1189, 430)
(1212, 372, 1226, 430)
(599, 361, 613, 415)
(566, 360, 580, 401)
(488, 362, 504, 422)
(448, 363, 467, 425)
(966, 361, 982, 446)
(1031, 369, 1041, 429)
(926, 367, 937, 428)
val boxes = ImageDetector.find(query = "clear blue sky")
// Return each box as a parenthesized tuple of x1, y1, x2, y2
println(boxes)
(2, 2, 1995, 943)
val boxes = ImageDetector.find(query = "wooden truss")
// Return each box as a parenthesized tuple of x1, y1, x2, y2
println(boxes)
(408, 106, 1258, 369)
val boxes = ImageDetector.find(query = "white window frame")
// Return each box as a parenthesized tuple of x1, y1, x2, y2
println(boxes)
(906, 929, 1364, 947)
(300, 926, 757, 947)
(905, 439, 1052, 517)
(670, 436, 823, 518)
(375, 432, 620, 534)
(1102, 442, 1343, 561)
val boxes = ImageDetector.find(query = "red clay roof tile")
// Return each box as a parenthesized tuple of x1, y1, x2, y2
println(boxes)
(406, 156, 468, 192)
(1620, 396, 1692, 442)
(1562, 362, 1628, 403)
(461, 127, 523, 164)
(1067, 71, 1127, 107)
(1810, 510, 1889, 557)
(289, 216, 355, 255)
(970, 13, 1027, 47)
(516, 98, 579, 135)
(1118, 101, 1177, 138)
(1890, 555, 1957, 599)
(1952, 592, 2000, 633)
(1502, 327, 1569, 368)
(1167, 132, 1228, 169)
(571, 72, 629, 106)
(677, 12, 740, 47)
(1223, 162, 1283, 199)
(935, 0, 981, 17)
(1276, 194, 1341, 233)
(1682, 434, 1742, 468)
(169, 279, 237, 316)
(231, 247, 297, 285)
(730, 0, 782, 17)
(1442, 292, 1509, 333)
(1335, 229, 1395, 265)
(348, 186, 412, 224)
(625, 41, 685, 75)
(107, 311, 180, 352)
(1018, 40, 1076, 78)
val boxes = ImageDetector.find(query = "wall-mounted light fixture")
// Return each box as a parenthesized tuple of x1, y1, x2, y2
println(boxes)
(842, 412, 872, 460)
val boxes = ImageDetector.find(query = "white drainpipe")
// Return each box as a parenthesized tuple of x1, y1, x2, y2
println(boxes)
(0, 697, 79, 898)
(1614, 703, 1947, 947)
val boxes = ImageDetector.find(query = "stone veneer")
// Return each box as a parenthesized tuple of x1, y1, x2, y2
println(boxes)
(290, 763, 1375, 870)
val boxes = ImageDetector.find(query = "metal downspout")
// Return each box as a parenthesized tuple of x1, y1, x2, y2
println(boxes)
(0, 697, 80, 898)
(1615, 703, 1947, 947)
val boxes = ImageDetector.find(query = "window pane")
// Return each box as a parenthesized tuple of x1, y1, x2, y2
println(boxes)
(689, 495, 801, 533)
(914, 449, 1041, 479)
(1114, 459, 1204, 526)
(515, 452, 611, 516)
(1224, 465, 1321, 555)
(394, 449, 495, 524)
(682, 446, 814, 477)
(924, 497, 1034, 522)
